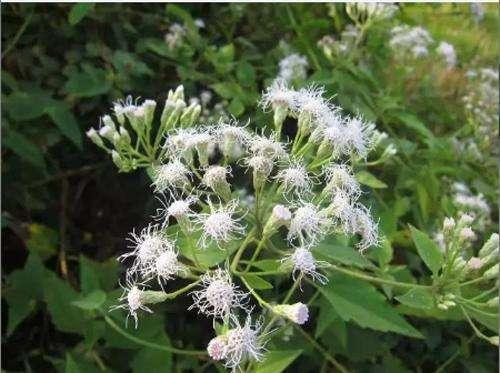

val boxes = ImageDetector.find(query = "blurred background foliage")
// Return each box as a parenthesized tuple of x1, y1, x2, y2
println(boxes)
(1, 3, 498, 372)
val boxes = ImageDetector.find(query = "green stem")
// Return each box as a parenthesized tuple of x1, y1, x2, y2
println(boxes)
(2, 11, 33, 58)
(103, 314, 207, 356)
(243, 237, 267, 273)
(459, 305, 495, 344)
(230, 230, 256, 272)
(459, 277, 488, 287)
(329, 264, 429, 289)
(294, 325, 348, 373)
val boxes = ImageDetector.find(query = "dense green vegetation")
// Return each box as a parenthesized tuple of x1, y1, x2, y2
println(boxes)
(2, 3, 498, 372)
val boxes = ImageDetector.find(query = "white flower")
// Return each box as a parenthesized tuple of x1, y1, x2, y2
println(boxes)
(249, 134, 287, 160)
(260, 79, 298, 111)
(277, 53, 308, 84)
(275, 162, 312, 197)
(194, 200, 246, 248)
(459, 227, 476, 242)
(151, 159, 191, 193)
(156, 195, 197, 224)
(165, 23, 186, 50)
(263, 204, 292, 237)
(389, 25, 434, 59)
(207, 315, 266, 369)
(344, 115, 375, 158)
(295, 85, 333, 120)
(273, 303, 309, 325)
(202, 165, 232, 200)
(350, 205, 379, 251)
(325, 190, 357, 232)
(164, 128, 198, 161)
(288, 203, 330, 244)
(323, 164, 361, 199)
(119, 224, 176, 276)
(110, 277, 152, 328)
(189, 268, 248, 318)
(282, 246, 328, 284)
(437, 41, 456, 68)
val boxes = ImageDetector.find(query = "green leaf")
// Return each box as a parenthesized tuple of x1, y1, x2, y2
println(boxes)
(319, 272, 423, 338)
(45, 103, 83, 149)
(65, 65, 110, 97)
(210, 82, 243, 99)
(79, 255, 119, 294)
(228, 98, 245, 117)
(25, 223, 59, 260)
(68, 3, 94, 25)
(241, 274, 273, 290)
(356, 171, 388, 189)
(394, 113, 435, 140)
(395, 288, 434, 310)
(72, 290, 106, 310)
(44, 273, 87, 334)
(254, 350, 302, 373)
(3, 130, 46, 171)
(251, 259, 281, 272)
(5, 91, 51, 121)
(409, 225, 443, 274)
(4, 254, 45, 334)
(314, 238, 372, 269)
(131, 347, 172, 373)
(236, 61, 256, 87)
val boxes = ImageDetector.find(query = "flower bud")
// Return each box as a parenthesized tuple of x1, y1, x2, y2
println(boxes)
(180, 102, 201, 127)
(172, 85, 185, 101)
(119, 127, 131, 145)
(458, 213, 474, 226)
(486, 296, 498, 308)
(202, 166, 232, 201)
(273, 105, 288, 135)
(479, 233, 499, 258)
(86, 128, 105, 149)
(102, 115, 116, 131)
(452, 256, 467, 273)
(467, 257, 483, 271)
(273, 302, 309, 325)
(263, 204, 292, 237)
(99, 123, 118, 142)
(442, 217, 456, 234)
(111, 150, 123, 169)
(142, 100, 157, 127)
(248, 155, 273, 190)
(488, 336, 499, 346)
(484, 264, 499, 280)
(459, 227, 476, 243)
(207, 335, 228, 361)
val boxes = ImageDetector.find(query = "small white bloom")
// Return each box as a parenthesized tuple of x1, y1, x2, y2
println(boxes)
(249, 134, 287, 160)
(263, 204, 292, 237)
(277, 53, 308, 84)
(282, 246, 328, 284)
(110, 277, 152, 328)
(194, 200, 246, 248)
(459, 227, 476, 242)
(349, 205, 379, 251)
(467, 257, 484, 270)
(202, 165, 232, 199)
(275, 162, 312, 197)
(437, 41, 456, 68)
(260, 79, 298, 112)
(156, 195, 197, 223)
(208, 315, 266, 369)
(288, 203, 330, 244)
(323, 164, 361, 199)
(151, 159, 191, 193)
(189, 268, 248, 318)
(119, 224, 176, 276)
(273, 302, 309, 325)
(344, 115, 375, 158)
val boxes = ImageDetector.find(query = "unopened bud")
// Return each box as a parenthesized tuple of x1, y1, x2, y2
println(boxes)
(467, 257, 483, 271)
(119, 127, 131, 144)
(180, 102, 201, 127)
(273, 105, 288, 135)
(486, 297, 498, 308)
(484, 264, 499, 280)
(459, 227, 476, 243)
(111, 150, 123, 169)
(273, 303, 309, 325)
(86, 128, 105, 148)
(99, 124, 117, 142)
(488, 336, 499, 346)
(142, 100, 157, 126)
(263, 204, 292, 237)
(479, 233, 499, 258)
(458, 213, 474, 226)
(202, 166, 232, 201)
(443, 217, 456, 234)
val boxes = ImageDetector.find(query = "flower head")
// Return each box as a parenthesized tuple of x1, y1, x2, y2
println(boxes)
(194, 200, 246, 248)
(323, 164, 361, 199)
(189, 268, 248, 318)
(207, 315, 267, 369)
(110, 276, 152, 328)
(288, 203, 330, 244)
(260, 80, 297, 111)
(151, 159, 191, 193)
(275, 162, 312, 198)
(282, 246, 328, 284)
(119, 224, 176, 276)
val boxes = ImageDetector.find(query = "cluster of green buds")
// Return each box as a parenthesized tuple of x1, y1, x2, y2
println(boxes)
(86, 86, 201, 172)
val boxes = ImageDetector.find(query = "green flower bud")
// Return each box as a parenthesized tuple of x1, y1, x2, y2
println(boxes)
(484, 264, 499, 280)
(86, 128, 106, 149)
(273, 105, 288, 135)
(479, 233, 499, 258)
(486, 297, 498, 308)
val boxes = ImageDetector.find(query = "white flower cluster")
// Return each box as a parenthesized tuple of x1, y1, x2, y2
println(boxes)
(451, 182, 491, 231)
(91, 78, 382, 369)
(463, 67, 499, 154)
(389, 25, 434, 59)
